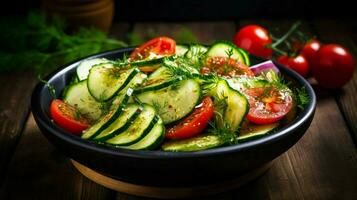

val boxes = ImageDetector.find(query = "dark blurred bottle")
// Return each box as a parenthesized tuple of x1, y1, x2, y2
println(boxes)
(42, 0, 114, 33)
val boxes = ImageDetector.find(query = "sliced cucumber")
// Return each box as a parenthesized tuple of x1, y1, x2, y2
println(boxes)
(185, 44, 208, 64)
(176, 44, 189, 56)
(63, 80, 103, 121)
(81, 88, 134, 139)
(211, 79, 249, 131)
(162, 57, 200, 74)
(206, 40, 246, 65)
(112, 72, 147, 106)
(238, 122, 279, 142)
(92, 104, 143, 141)
(134, 66, 177, 93)
(237, 48, 250, 66)
(77, 58, 109, 81)
(162, 134, 224, 152)
(87, 63, 139, 101)
(136, 79, 201, 124)
(130, 57, 164, 67)
(226, 77, 269, 93)
(106, 104, 158, 146)
(123, 117, 164, 150)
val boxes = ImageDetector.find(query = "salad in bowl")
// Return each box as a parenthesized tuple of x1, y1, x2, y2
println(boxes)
(47, 36, 307, 152)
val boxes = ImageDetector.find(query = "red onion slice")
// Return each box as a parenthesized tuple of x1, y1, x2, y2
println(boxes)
(250, 60, 280, 75)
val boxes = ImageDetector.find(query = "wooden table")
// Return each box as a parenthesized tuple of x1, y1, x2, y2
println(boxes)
(1, 19, 357, 199)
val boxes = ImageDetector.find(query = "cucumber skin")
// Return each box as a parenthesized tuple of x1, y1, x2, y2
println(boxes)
(137, 79, 201, 124)
(206, 40, 245, 64)
(81, 89, 133, 140)
(92, 105, 143, 142)
(87, 66, 140, 102)
(162, 134, 224, 152)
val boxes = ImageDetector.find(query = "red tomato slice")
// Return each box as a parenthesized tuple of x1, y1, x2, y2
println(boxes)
(201, 56, 254, 78)
(129, 37, 176, 61)
(243, 86, 293, 124)
(50, 99, 90, 135)
(165, 96, 215, 139)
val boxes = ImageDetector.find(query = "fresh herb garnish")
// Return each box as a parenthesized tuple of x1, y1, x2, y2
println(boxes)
(38, 75, 56, 98)
(295, 86, 309, 109)
(208, 122, 237, 145)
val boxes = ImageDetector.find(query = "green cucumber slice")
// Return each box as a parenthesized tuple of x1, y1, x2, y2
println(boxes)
(206, 40, 245, 65)
(211, 79, 249, 131)
(123, 117, 164, 150)
(162, 134, 224, 152)
(176, 44, 189, 56)
(92, 104, 143, 141)
(134, 66, 178, 93)
(238, 122, 279, 142)
(136, 79, 201, 124)
(87, 63, 139, 101)
(106, 104, 157, 146)
(81, 88, 134, 139)
(63, 80, 102, 121)
(185, 44, 208, 64)
(77, 58, 109, 81)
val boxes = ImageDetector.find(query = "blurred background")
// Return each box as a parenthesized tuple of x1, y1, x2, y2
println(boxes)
(2, 0, 357, 20)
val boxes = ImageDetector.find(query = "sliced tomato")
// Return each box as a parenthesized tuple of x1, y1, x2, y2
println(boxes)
(165, 96, 214, 139)
(129, 37, 176, 61)
(50, 99, 90, 135)
(201, 56, 254, 78)
(243, 86, 292, 124)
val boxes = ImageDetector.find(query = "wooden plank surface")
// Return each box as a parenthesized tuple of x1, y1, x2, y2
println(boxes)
(0, 71, 37, 184)
(0, 115, 117, 200)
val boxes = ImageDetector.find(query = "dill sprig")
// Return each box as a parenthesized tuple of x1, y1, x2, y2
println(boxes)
(294, 86, 310, 109)
(208, 121, 238, 145)
(38, 75, 56, 98)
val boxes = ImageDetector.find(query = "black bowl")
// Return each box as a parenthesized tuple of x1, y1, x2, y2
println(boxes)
(31, 48, 316, 187)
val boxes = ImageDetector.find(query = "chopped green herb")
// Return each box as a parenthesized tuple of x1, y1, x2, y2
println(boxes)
(38, 75, 56, 98)
(295, 86, 309, 109)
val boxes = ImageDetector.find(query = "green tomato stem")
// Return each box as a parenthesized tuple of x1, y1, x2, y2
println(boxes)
(271, 21, 301, 48)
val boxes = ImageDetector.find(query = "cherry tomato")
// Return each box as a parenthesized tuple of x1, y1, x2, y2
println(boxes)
(201, 56, 254, 78)
(233, 25, 273, 59)
(243, 86, 293, 125)
(300, 39, 321, 63)
(50, 99, 90, 135)
(310, 44, 355, 88)
(277, 54, 309, 77)
(129, 37, 176, 61)
(165, 96, 214, 139)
